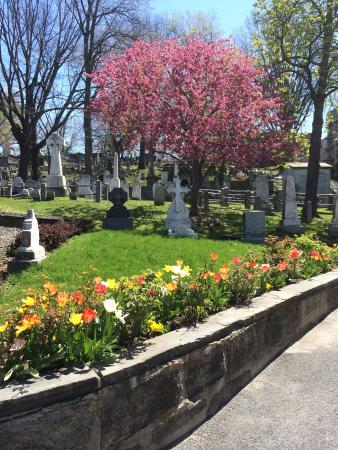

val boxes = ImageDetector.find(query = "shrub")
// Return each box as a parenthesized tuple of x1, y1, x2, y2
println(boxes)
(1, 235, 338, 381)
(39, 219, 93, 252)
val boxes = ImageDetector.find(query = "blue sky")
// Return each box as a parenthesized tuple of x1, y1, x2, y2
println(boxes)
(151, 0, 254, 37)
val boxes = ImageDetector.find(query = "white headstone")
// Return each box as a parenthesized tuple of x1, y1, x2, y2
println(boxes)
(165, 175, 197, 238)
(280, 176, 304, 234)
(78, 174, 93, 197)
(8, 209, 46, 271)
(46, 132, 68, 196)
(103, 170, 111, 187)
(111, 153, 120, 188)
(131, 176, 142, 200)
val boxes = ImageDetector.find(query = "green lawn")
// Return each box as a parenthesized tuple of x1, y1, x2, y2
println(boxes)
(0, 196, 334, 310)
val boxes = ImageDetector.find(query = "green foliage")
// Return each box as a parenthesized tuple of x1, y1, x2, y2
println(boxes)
(1, 235, 337, 380)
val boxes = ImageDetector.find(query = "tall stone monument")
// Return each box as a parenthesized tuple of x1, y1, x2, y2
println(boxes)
(280, 176, 304, 234)
(165, 174, 197, 238)
(46, 132, 68, 196)
(328, 196, 338, 239)
(111, 153, 121, 188)
(8, 209, 46, 272)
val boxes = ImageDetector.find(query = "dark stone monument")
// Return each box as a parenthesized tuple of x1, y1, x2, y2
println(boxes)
(243, 210, 266, 243)
(103, 188, 133, 230)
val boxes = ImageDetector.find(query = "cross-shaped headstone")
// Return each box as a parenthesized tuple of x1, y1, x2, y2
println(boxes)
(167, 175, 189, 212)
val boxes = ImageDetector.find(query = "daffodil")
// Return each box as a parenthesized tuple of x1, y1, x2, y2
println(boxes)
(0, 321, 9, 333)
(164, 265, 173, 273)
(69, 312, 83, 326)
(266, 283, 272, 290)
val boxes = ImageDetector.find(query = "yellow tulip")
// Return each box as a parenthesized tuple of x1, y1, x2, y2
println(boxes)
(22, 296, 35, 307)
(0, 321, 9, 333)
(155, 271, 163, 280)
(107, 279, 119, 291)
(147, 320, 164, 333)
(69, 312, 82, 326)
(164, 265, 173, 273)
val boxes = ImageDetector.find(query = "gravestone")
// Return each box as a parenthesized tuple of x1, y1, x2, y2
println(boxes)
(220, 187, 229, 207)
(78, 174, 93, 197)
(12, 176, 24, 195)
(95, 180, 102, 203)
(280, 176, 304, 234)
(41, 182, 47, 201)
(120, 179, 130, 199)
(103, 184, 109, 201)
(328, 196, 338, 239)
(46, 132, 68, 196)
(103, 188, 133, 230)
(6, 184, 12, 198)
(103, 170, 111, 188)
(304, 201, 313, 223)
(254, 174, 270, 211)
(243, 210, 266, 243)
(153, 182, 166, 206)
(160, 171, 169, 185)
(8, 209, 46, 272)
(32, 188, 41, 202)
(111, 153, 121, 188)
(146, 157, 157, 188)
(165, 175, 197, 238)
(21, 188, 30, 199)
(131, 176, 142, 200)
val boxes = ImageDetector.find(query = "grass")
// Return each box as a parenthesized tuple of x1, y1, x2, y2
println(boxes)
(0, 196, 334, 309)
(0, 230, 257, 309)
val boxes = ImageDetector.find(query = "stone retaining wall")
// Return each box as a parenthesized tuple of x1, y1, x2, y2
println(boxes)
(1, 270, 338, 450)
(0, 212, 63, 228)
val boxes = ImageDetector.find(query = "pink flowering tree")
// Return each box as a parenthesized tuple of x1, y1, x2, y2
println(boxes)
(90, 38, 297, 215)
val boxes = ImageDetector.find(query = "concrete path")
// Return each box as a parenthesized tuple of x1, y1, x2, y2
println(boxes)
(173, 309, 338, 450)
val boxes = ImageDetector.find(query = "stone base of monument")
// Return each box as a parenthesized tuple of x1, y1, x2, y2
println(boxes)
(280, 220, 304, 234)
(328, 224, 338, 240)
(46, 175, 68, 197)
(168, 226, 198, 238)
(8, 248, 46, 273)
(103, 217, 133, 230)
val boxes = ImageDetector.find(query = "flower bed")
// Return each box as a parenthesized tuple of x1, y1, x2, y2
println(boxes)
(1, 234, 337, 381)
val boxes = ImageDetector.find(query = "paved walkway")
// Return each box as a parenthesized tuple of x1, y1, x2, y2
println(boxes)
(173, 308, 338, 450)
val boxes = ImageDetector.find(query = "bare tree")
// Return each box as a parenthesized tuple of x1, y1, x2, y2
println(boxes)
(0, 0, 84, 180)
(66, 0, 147, 176)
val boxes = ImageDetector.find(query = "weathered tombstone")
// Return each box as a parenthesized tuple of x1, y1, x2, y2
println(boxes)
(153, 182, 166, 206)
(304, 201, 313, 223)
(220, 187, 229, 207)
(46, 191, 55, 201)
(165, 175, 197, 238)
(131, 176, 142, 200)
(276, 189, 284, 212)
(7, 184, 12, 198)
(21, 188, 30, 199)
(254, 174, 270, 211)
(12, 176, 24, 195)
(41, 182, 47, 201)
(160, 171, 169, 185)
(328, 196, 338, 239)
(78, 174, 93, 197)
(146, 156, 157, 187)
(111, 153, 121, 188)
(8, 209, 46, 272)
(243, 210, 266, 243)
(103, 188, 133, 230)
(280, 176, 304, 234)
(46, 132, 68, 196)
(120, 179, 130, 199)
(32, 188, 41, 202)
(103, 184, 109, 201)
(103, 170, 111, 187)
(95, 180, 102, 203)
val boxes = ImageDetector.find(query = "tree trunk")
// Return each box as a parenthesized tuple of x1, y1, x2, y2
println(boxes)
(302, 99, 325, 219)
(31, 147, 40, 180)
(218, 162, 225, 187)
(18, 144, 30, 181)
(84, 77, 93, 175)
(190, 160, 202, 217)
(138, 140, 146, 169)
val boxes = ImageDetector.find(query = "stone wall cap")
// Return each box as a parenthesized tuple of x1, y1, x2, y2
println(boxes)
(0, 365, 100, 420)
